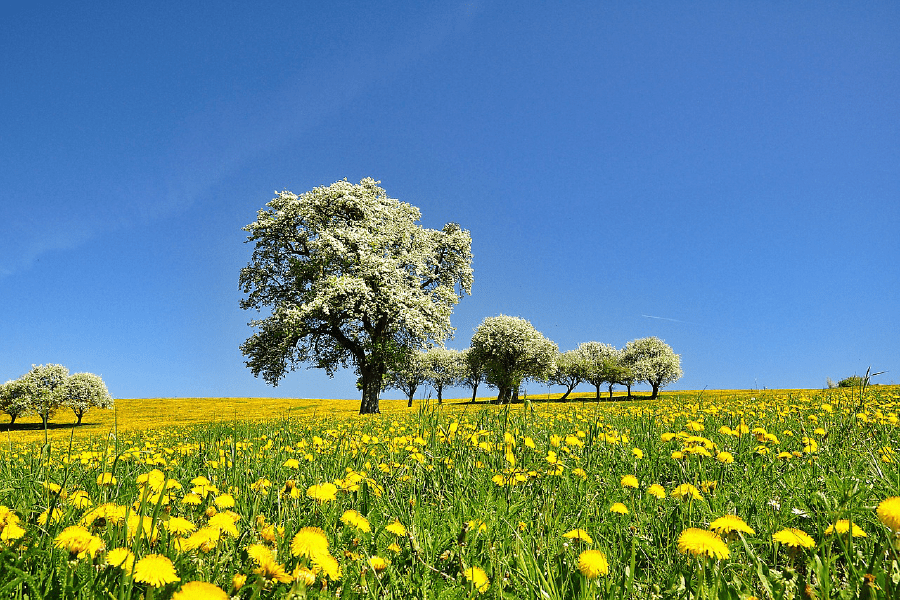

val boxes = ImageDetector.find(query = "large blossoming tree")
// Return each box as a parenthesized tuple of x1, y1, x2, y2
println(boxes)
(239, 178, 473, 414)
(622, 336, 682, 398)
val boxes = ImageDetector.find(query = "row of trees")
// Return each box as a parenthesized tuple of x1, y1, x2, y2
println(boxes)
(385, 315, 683, 405)
(0, 364, 113, 426)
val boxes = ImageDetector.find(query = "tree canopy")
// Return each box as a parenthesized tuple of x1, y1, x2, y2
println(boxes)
(623, 336, 683, 398)
(470, 315, 557, 404)
(239, 178, 473, 414)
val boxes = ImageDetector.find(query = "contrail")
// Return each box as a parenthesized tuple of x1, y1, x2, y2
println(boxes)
(641, 314, 696, 325)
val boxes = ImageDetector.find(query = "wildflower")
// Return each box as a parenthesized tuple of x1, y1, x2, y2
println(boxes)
(772, 528, 815, 549)
(105, 547, 135, 572)
(716, 451, 734, 464)
(647, 484, 666, 499)
(0, 506, 26, 543)
(463, 566, 490, 593)
(96, 472, 117, 486)
(877, 497, 900, 532)
(368, 555, 389, 572)
(577, 549, 609, 578)
(38, 508, 64, 526)
(563, 528, 593, 544)
(385, 519, 407, 537)
(312, 552, 341, 580)
(68, 490, 93, 509)
(133, 554, 180, 587)
(671, 450, 684, 460)
(165, 517, 196, 536)
(249, 545, 292, 583)
(293, 566, 316, 585)
(825, 520, 866, 538)
(306, 482, 337, 503)
(671, 483, 703, 501)
(632, 448, 644, 459)
(620, 475, 639, 489)
(572, 467, 587, 479)
(709, 515, 755, 535)
(291, 527, 329, 558)
(54, 525, 105, 559)
(610, 503, 629, 515)
(208, 512, 239, 537)
(231, 574, 247, 591)
(214, 494, 235, 509)
(387, 542, 401, 553)
(677, 528, 729, 559)
(283, 458, 300, 469)
(340, 510, 371, 532)
(467, 519, 488, 533)
(172, 581, 229, 600)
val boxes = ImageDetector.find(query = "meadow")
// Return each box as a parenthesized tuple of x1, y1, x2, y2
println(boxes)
(1, 386, 899, 599)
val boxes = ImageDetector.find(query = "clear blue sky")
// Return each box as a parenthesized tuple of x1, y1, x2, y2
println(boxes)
(2, 1, 898, 401)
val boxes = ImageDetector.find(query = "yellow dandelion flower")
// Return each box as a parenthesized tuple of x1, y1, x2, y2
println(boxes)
(105, 547, 135, 572)
(620, 475, 639, 489)
(825, 520, 866, 538)
(213, 494, 235, 509)
(772, 528, 815, 549)
(208, 513, 238, 537)
(463, 566, 490, 593)
(54, 525, 105, 558)
(610, 502, 629, 515)
(563, 528, 593, 544)
(38, 508, 64, 526)
(340, 510, 371, 533)
(677, 528, 729, 559)
(67, 490, 93, 509)
(293, 566, 316, 586)
(165, 517, 196, 536)
(385, 519, 407, 537)
(96, 473, 117, 486)
(231, 573, 247, 591)
(291, 526, 329, 558)
(181, 493, 202, 506)
(647, 484, 666, 499)
(632, 448, 644, 459)
(671, 483, 703, 501)
(172, 581, 229, 600)
(133, 554, 180, 587)
(306, 482, 337, 503)
(877, 497, 900, 532)
(577, 549, 609, 578)
(312, 552, 341, 580)
(368, 555, 389, 572)
(709, 515, 755, 535)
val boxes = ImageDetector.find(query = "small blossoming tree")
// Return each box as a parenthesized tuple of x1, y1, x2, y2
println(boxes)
(622, 336, 682, 398)
(422, 347, 462, 405)
(62, 372, 114, 425)
(386, 350, 428, 408)
(240, 178, 473, 414)
(573, 342, 621, 400)
(547, 349, 583, 401)
(458, 347, 485, 403)
(0, 379, 30, 426)
(21, 364, 70, 427)
(470, 315, 557, 404)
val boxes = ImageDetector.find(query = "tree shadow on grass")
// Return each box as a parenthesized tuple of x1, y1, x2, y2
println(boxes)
(1, 421, 102, 432)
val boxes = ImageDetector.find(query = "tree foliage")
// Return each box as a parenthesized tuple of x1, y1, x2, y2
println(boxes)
(62, 372, 114, 425)
(547, 350, 583, 401)
(239, 178, 473, 414)
(0, 379, 30, 426)
(573, 342, 621, 400)
(623, 336, 682, 398)
(21, 364, 70, 426)
(386, 350, 429, 408)
(422, 347, 462, 405)
(470, 315, 557, 404)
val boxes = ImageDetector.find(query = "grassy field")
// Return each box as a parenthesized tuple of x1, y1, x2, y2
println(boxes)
(1, 386, 899, 599)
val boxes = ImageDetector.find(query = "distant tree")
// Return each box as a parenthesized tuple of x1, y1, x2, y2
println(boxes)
(622, 337, 682, 399)
(838, 375, 866, 388)
(470, 316, 557, 404)
(548, 350, 583, 401)
(573, 342, 619, 401)
(423, 347, 462, 405)
(62, 373, 114, 425)
(21, 364, 70, 426)
(458, 348, 486, 403)
(239, 178, 473, 414)
(386, 350, 429, 407)
(0, 379, 30, 426)
(607, 363, 634, 399)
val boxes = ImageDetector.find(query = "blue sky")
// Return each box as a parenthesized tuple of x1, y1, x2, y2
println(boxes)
(2, 1, 898, 401)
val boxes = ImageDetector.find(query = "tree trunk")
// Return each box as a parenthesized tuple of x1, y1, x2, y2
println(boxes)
(608, 383, 614, 399)
(359, 366, 382, 414)
(436, 384, 443, 405)
(511, 388, 518, 403)
(651, 383, 659, 399)
(496, 386, 510, 404)
(407, 393, 414, 407)
(559, 384, 576, 402)
(470, 383, 479, 403)
(626, 383, 632, 398)
(76, 411, 84, 425)
(7, 414, 16, 426)
(594, 384, 601, 402)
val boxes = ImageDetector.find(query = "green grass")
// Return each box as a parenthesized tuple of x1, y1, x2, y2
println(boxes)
(0, 386, 898, 598)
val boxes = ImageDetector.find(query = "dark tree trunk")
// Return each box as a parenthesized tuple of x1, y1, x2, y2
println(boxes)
(359, 366, 382, 414)
(406, 383, 417, 407)
(594, 384, 601, 402)
(7, 414, 16, 426)
(651, 383, 660, 399)
(470, 382, 479, 403)
(608, 383, 614, 399)
(495, 386, 510, 404)
(76, 411, 84, 425)
(559, 384, 577, 401)
(626, 383, 632, 398)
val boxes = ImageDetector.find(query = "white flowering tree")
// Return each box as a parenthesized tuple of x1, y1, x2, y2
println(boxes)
(422, 347, 462, 405)
(470, 315, 557, 404)
(386, 350, 429, 408)
(62, 372, 114, 425)
(623, 336, 683, 398)
(573, 342, 621, 400)
(458, 347, 486, 403)
(240, 178, 473, 414)
(20, 364, 70, 426)
(548, 349, 583, 401)
(0, 379, 30, 426)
